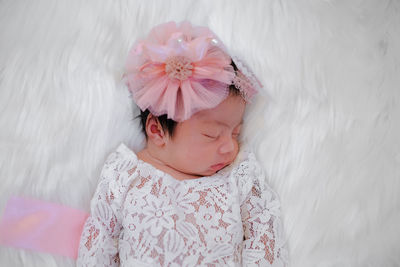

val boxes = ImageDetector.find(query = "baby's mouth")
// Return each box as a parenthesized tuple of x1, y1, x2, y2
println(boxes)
(210, 162, 228, 171)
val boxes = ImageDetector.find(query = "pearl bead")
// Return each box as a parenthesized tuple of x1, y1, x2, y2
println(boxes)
(211, 38, 218, 45)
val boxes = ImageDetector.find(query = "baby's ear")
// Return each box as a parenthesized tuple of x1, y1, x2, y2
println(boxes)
(145, 114, 167, 146)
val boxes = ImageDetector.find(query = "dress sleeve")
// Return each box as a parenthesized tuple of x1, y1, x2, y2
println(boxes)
(237, 152, 288, 266)
(77, 144, 138, 267)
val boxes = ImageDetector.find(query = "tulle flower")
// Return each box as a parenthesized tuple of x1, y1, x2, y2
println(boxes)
(124, 21, 236, 121)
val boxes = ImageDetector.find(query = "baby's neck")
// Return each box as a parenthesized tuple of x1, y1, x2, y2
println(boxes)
(137, 148, 202, 181)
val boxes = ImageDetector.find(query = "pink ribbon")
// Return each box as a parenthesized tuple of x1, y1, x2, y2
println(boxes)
(0, 196, 89, 259)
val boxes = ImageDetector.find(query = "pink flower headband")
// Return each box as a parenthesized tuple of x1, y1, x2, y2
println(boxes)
(124, 21, 260, 122)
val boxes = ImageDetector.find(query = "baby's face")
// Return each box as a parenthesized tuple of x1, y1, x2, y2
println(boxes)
(164, 95, 246, 177)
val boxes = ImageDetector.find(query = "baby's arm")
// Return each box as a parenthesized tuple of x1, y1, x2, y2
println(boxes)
(238, 153, 288, 266)
(77, 186, 121, 266)
(77, 147, 137, 266)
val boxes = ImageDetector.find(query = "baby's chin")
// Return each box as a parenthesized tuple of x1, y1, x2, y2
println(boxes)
(198, 165, 230, 177)
(177, 162, 233, 179)
(202, 170, 218, 177)
(183, 168, 217, 178)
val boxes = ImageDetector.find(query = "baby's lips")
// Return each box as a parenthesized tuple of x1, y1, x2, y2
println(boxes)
(210, 162, 229, 171)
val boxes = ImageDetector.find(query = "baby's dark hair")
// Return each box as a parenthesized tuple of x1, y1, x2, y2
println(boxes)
(139, 60, 241, 138)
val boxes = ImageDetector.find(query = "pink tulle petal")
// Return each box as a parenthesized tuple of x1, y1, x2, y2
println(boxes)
(179, 21, 195, 39)
(195, 51, 232, 68)
(180, 21, 213, 41)
(166, 32, 185, 46)
(140, 62, 165, 78)
(191, 80, 228, 107)
(193, 67, 234, 84)
(194, 57, 231, 68)
(178, 80, 228, 120)
(186, 37, 211, 61)
(126, 47, 147, 73)
(134, 76, 169, 110)
(193, 66, 222, 76)
(179, 79, 195, 121)
(157, 80, 180, 119)
(125, 71, 164, 93)
(204, 45, 231, 58)
(165, 36, 187, 57)
(143, 44, 171, 62)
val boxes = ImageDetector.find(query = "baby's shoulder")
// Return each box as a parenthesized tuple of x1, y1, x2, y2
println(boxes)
(103, 143, 138, 168)
(96, 143, 139, 193)
(100, 143, 138, 178)
(89, 143, 140, 213)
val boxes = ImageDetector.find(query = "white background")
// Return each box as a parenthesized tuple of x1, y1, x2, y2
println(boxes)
(0, 0, 399, 266)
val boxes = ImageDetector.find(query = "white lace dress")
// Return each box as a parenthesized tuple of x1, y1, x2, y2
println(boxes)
(77, 144, 288, 267)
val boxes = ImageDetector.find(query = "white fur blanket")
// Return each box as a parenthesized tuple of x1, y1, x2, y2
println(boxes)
(1, 0, 399, 266)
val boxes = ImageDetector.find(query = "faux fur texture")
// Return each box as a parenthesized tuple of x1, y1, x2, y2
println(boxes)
(1, 0, 399, 266)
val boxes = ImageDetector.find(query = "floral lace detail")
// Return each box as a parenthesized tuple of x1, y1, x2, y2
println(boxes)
(77, 144, 288, 266)
(230, 55, 262, 101)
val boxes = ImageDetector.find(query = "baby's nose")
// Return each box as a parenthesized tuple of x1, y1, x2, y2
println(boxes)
(218, 137, 235, 154)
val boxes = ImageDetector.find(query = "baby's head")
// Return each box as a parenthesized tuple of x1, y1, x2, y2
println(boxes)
(124, 21, 260, 178)
(140, 73, 244, 177)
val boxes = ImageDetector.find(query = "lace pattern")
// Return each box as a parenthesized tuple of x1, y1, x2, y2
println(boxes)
(231, 55, 263, 100)
(77, 144, 288, 266)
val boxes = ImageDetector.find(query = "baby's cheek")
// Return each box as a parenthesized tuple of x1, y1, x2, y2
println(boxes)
(230, 141, 240, 162)
(183, 144, 207, 162)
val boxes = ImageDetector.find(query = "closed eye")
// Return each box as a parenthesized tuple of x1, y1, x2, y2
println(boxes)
(202, 134, 218, 139)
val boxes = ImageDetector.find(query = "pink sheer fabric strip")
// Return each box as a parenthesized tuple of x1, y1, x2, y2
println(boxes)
(0, 196, 89, 259)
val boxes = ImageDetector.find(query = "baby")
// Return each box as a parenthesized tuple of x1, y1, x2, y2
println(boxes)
(77, 21, 287, 266)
